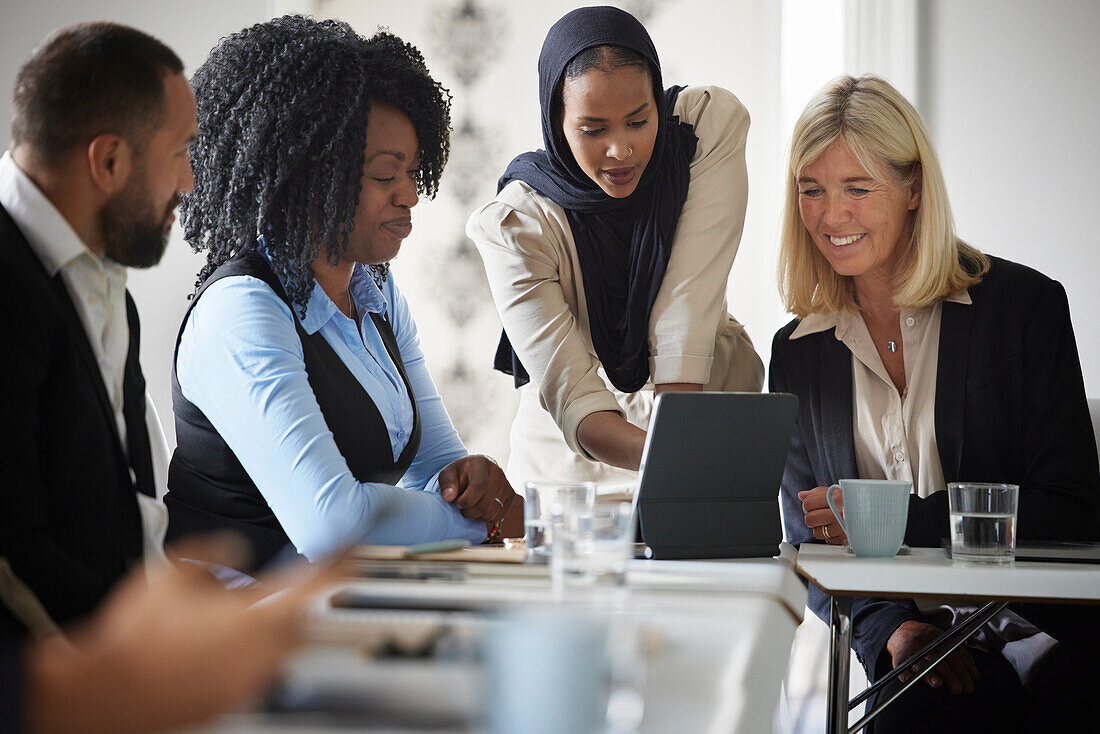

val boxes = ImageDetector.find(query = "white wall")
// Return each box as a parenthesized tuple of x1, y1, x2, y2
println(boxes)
(0, 0, 278, 446)
(919, 0, 1100, 396)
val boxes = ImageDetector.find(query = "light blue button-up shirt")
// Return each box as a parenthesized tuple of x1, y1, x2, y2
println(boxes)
(176, 262, 485, 560)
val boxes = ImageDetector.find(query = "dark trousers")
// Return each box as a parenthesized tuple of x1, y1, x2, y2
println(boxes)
(867, 643, 1094, 733)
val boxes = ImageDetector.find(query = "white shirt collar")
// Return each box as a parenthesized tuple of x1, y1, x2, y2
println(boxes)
(789, 311, 842, 341)
(946, 289, 973, 306)
(0, 151, 100, 276)
(788, 288, 973, 341)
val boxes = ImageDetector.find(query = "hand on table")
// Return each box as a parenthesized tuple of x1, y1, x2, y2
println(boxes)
(439, 455, 521, 535)
(886, 620, 980, 695)
(798, 485, 848, 545)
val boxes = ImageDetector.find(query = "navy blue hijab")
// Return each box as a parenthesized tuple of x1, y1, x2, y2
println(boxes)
(493, 5, 698, 393)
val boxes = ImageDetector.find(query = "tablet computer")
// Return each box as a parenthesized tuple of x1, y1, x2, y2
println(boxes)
(633, 392, 798, 560)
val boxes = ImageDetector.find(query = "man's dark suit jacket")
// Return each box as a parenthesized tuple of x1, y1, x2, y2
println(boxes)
(770, 256, 1100, 676)
(0, 203, 153, 636)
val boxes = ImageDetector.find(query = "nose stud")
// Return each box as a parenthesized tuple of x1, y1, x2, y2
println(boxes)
(627, 147, 633, 157)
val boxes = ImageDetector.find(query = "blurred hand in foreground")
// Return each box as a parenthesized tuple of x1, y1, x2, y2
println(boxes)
(25, 534, 346, 734)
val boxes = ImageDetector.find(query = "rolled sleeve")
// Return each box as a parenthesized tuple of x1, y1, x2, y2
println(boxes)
(650, 353, 713, 385)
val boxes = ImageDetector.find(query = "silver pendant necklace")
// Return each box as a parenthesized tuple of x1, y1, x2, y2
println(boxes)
(862, 308, 901, 354)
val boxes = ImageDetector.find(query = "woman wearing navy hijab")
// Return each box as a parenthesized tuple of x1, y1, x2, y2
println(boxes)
(467, 6, 763, 486)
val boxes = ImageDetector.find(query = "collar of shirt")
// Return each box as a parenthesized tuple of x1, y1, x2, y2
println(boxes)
(0, 151, 123, 285)
(788, 288, 973, 342)
(297, 264, 389, 335)
(255, 237, 390, 336)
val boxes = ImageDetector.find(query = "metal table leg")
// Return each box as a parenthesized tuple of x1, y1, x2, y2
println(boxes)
(826, 595, 853, 734)
(846, 600, 1008, 733)
(848, 600, 1008, 712)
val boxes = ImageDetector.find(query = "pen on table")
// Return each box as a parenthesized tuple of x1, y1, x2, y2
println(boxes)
(405, 539, 472, 556)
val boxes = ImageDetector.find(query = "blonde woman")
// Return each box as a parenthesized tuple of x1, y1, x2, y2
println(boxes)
(771, 75, 1098, 730)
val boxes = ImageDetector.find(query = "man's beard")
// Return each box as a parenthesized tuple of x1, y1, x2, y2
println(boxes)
(98, 167, 179, 269)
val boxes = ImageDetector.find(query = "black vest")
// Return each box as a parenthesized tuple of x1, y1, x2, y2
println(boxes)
(164, 255, 421, 571)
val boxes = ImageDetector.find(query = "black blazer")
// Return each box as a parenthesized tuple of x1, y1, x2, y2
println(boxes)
(770, 256, 1100, 674)
(0, 204, 152, 636)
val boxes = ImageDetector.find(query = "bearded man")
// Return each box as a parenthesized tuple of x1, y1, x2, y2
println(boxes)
(0, 22, 196, 635)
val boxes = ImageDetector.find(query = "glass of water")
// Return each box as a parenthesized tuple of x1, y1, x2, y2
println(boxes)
(524, 482, 597, 558)
(947, 483, 1019, 563)
(553, 502, 635, 586)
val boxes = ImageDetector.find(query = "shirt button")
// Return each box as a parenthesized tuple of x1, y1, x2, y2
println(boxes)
(397, 430, 405, 440)
(905, 317, 915, 327)
(894, 450, 905, 462)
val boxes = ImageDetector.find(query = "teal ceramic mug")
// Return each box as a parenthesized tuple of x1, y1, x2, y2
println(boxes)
(826, 479, 911, 557)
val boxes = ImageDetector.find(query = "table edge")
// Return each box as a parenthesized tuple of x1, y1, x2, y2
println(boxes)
(794, 554, 1100, 605)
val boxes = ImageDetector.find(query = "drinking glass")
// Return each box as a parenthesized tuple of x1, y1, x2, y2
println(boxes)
(552, 502, 634, 586)
(947, 483, 1019, 563)
(484, 609, 609, 734)
(524, 481, 597, 557)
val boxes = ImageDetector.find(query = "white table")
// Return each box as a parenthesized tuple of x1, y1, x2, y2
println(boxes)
(795, 544, 1100, 734)
(194, 554, 807, 734)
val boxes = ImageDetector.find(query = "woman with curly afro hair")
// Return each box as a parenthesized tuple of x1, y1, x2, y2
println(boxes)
(164, 15, 520, 573)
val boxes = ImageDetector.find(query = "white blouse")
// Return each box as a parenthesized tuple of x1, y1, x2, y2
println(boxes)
(790, 291, 973, 498)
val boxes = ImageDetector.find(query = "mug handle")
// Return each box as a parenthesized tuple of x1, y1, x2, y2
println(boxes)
(825, 484, 847, 538)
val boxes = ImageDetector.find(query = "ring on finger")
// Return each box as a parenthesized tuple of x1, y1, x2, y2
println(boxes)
(493, 497, 505, 508)
(822, 524, 831, 540)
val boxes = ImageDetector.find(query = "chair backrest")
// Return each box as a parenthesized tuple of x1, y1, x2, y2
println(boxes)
(1089, 399, 1100, 466)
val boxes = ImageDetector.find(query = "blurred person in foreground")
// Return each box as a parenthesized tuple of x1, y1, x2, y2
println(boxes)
(771, 74, 1100, 731)
(2, 537, 345, 734)
(0, 22, 195, 635)
(163, 15, 520, 575)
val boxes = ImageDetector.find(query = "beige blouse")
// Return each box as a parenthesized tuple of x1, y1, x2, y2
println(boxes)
(790, 291, 972, 497)
(467, 86, 764, 462)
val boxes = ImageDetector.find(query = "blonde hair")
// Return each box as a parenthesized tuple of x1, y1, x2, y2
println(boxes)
(778, 75, 988, 316)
